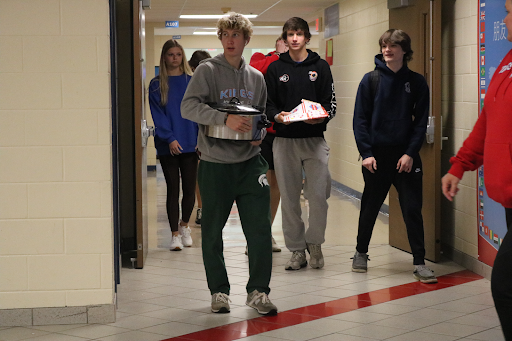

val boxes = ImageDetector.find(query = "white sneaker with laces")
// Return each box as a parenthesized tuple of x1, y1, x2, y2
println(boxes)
(413, 265, 438, 283)
(246, 290, 277, 315)
(170, 234, 183, 251)
(285, 250, 307, 270)
(180, 225, 193, 247)
(211, 293, 230, 313)
(271, 237, 282, 252)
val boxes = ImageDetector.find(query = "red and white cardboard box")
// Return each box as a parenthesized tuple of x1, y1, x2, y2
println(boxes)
(283, 99, 329, 123)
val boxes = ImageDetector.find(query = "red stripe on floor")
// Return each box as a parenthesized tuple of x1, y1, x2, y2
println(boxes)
(161, 270, 483, 341)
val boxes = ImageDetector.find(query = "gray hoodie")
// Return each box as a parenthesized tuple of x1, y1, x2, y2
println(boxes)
(181, 54, 267, 164)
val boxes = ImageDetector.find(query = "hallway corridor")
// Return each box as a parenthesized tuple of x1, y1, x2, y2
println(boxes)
(0, 166, 503, 341)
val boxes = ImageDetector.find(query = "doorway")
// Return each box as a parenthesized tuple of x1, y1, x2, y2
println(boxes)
(388, 0, 442, 262)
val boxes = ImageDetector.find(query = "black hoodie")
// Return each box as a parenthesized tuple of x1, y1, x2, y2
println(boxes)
(353, 54, 429, 159)
(265, 50, 336, 138)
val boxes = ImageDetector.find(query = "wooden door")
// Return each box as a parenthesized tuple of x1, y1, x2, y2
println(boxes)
(388, 0, 442, 262)
(134, 0, 148, 268)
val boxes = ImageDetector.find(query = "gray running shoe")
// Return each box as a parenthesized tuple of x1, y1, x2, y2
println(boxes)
(413, 265, 438, 284)
(307, 243, 324, 269)
(351, 251, 369, 273)
(246, 290, 278, 315)
(285, 250, 307, 270)
(211, 293, 230, 313)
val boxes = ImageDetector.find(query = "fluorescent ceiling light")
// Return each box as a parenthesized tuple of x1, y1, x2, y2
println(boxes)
(193, 31, 217, 35)
(180, 14, 257, 19)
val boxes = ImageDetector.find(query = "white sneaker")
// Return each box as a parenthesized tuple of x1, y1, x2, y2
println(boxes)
(180, 226, 193, 247)
(170, 234, 183, 251)
(271, 237, 281, 252)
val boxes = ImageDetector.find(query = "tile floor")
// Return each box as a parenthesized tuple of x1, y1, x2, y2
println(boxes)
(0, 165, 504, 341)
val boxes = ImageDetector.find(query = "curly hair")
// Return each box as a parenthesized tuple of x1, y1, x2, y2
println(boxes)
(379, 29, 413, 63)
(217, 12, 253, 40)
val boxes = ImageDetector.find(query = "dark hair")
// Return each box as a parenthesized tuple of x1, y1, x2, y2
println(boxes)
(281, 17, 311, 41)
(188, 50, 211, 70)
(379, 29, 413, 63)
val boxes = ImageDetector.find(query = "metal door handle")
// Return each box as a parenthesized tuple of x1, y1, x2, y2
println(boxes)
(426, 116, 435, 144)
(141, 120, 154, 147)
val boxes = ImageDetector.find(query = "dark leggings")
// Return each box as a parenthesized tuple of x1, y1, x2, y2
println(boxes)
(491, 207, 512, 340)
(159, 152, 198, 232)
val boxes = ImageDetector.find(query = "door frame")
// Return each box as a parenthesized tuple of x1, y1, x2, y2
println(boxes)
(388, 0, 442, 262)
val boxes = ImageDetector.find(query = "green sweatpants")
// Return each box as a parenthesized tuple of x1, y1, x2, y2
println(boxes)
(198, 154, 272, 295)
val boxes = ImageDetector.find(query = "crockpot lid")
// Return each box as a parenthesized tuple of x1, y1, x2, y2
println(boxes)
(207, 97, 262, 114)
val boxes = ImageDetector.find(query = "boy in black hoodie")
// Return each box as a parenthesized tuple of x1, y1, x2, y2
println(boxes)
(265, 17, 336, 271)
(352, 29, 436, 284)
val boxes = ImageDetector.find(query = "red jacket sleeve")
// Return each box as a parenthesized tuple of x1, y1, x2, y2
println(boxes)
(448, 107, 487, 179)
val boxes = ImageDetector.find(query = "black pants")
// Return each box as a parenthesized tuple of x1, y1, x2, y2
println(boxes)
(356, 147, 426, 265)
(491, 207, 512, 340)
(159, 152, 198, 232)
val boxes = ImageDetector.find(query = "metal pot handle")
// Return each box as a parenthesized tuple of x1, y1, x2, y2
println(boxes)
(257, 114, 272, 129)
(229, 97, 241, 105)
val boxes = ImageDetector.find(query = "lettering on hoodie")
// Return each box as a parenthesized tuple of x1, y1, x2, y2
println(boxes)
(220, 88, 254, 100)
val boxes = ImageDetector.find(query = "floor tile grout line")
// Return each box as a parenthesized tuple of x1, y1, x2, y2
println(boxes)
(159, 269, 483, 341)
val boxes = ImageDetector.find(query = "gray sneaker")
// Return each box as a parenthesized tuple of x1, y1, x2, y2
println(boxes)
(307, 243, 324, 269)
(211, 293, 230, 313)
(351, 251, 369, 273)
(246, 290, 278, 315)
(285, 250, 307, 270)
(413, 265, 438, 284)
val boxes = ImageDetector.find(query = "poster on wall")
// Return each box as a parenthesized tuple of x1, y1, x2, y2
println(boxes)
(477, 0, 509, 266)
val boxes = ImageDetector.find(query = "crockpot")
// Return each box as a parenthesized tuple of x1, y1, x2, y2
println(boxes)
(205, 98, 271, 141)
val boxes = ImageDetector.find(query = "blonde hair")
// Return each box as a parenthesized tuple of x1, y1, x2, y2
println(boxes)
(157, 40, 193, 106)
(216, 12, 253, 40)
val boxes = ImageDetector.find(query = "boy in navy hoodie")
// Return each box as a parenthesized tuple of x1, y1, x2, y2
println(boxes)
(352, 29, 436, 283)
(265, 17, 336, 271)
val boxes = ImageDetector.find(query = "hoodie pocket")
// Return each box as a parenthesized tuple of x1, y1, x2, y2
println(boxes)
(374, 118, 412, 145)
(483, 142, 512, 207)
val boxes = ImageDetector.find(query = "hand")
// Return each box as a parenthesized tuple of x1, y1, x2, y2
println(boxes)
(442, 173, 461, 201)
(275, 39, 289, 54)
(275, 111, 292, 125)
(305, 117, 325, 125)
(362, 157, 377, 173)
(169, 140, 182, 155)
(250, 140, 262, 146)
(225, 114, 252, 133)
(396, 154, 413, 173)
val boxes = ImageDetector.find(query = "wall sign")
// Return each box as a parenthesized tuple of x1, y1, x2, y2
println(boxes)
(477, 0, 509, 266)
(325, 39, 333, 65)
(324, 4, 339, 39)
(165, 21, 179, 28)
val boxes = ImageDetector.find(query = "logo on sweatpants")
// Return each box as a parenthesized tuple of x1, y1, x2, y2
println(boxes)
(258, 174, 269, 187)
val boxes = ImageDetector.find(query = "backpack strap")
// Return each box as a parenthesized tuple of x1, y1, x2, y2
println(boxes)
(370, 69, 380, 100)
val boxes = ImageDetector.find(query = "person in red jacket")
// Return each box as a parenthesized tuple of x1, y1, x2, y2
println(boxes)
(442, 1, 512, 338)
(248, 37, 288, 253)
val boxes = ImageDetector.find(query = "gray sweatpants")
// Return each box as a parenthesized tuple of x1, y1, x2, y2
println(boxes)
(273, 137, 331, 251)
